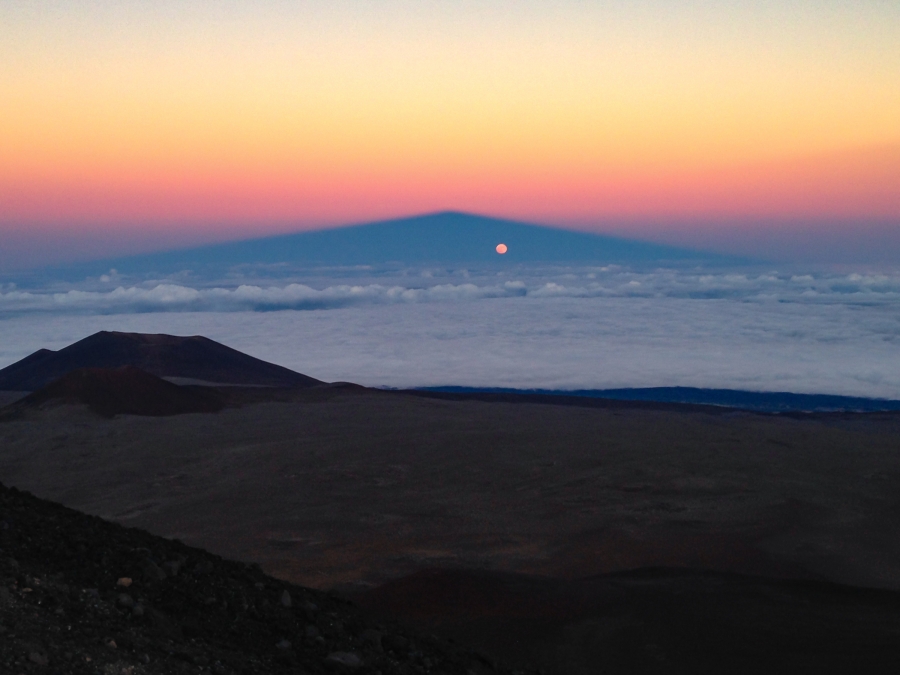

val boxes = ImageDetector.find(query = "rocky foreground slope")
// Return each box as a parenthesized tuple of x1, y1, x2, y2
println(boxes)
(0, 481, 527, 675)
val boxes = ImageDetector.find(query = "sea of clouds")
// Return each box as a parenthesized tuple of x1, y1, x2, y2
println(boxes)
(1, 263, 899, 398)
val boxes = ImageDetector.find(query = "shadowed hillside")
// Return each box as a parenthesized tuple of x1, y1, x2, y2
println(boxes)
(14, 366, 225, 417)
(355, 567, 900, 674)
(0, 331, 322, 391)
(0, 481, 523, 674)
(4, 332, 900, 672)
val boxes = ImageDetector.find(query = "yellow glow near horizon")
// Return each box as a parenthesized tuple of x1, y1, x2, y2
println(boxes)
(1, 1, 898, 234)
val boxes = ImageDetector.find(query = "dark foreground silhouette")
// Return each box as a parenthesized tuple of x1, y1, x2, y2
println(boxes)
(7, 475, 899, 675)
(0, 481, 525, 675)
(355, 567, 900, 674)
(4, 331, 900, 673)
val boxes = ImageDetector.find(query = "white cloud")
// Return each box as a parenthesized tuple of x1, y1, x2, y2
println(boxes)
(1, 264, 899, 398)
(0, 280, 532, 314)
(3, 266, 900, 316)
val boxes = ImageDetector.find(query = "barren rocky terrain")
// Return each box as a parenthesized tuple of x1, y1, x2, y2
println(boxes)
(0, 480, 525, 675)
(4, 332, 900, 672)
(3, 388, 900, 594)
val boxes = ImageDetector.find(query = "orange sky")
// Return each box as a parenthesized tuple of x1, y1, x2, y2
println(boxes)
(1, 2, 898, 264)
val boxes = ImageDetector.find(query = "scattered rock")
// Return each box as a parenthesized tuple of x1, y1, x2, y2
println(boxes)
(139, 558, 166, 582)
(383, 634, 410, 652)
(0, 479, 527, 675)
(193, 560, 215, 575)
(325, 651, 363, 669)
(28, 651, 48, 665)
(360, 628, 383, 651)
(162, 560, 181, 577)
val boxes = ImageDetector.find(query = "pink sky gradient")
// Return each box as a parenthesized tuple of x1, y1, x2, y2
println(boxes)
(2, 2, 898, 268)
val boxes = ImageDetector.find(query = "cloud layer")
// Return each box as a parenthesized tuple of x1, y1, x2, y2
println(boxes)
(1, 264, 898, 399)
(3, 266, 900, 315)
(0, 281, 526, 314)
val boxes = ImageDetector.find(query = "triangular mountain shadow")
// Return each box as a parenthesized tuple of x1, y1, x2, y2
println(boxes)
(0, 331, 322, 391)
(63, 211, 739, 277)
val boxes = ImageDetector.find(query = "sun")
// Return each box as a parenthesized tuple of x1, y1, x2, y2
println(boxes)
(495, 243, 508, 254)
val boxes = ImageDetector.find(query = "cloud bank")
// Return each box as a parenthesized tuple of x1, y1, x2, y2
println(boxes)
(2, 267, 900, 315)
(1, 265, 898, 399)
(0, 281, 525, 314)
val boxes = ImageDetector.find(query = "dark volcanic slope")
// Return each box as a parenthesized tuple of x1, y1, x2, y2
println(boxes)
(0, 481, 525, 675)
(5, 391, 900, 593)
(0, 331, 322, 391)
(15, 366, 224, 417)
(357, 567, 900, 675)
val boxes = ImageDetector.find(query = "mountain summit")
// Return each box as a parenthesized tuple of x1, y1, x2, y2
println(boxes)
(0, 331, 321, 391)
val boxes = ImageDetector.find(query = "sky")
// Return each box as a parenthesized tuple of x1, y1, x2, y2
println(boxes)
(1, 1, 899, 267)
